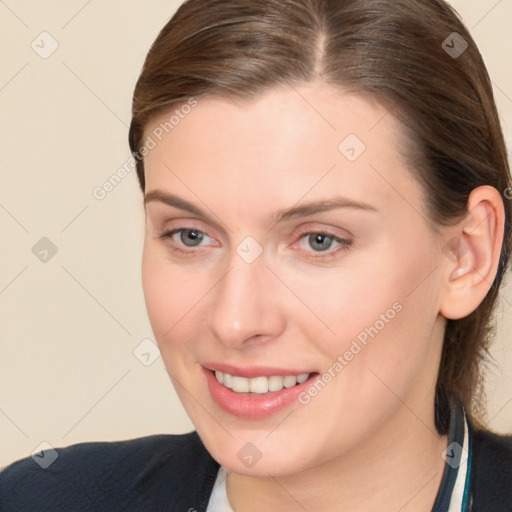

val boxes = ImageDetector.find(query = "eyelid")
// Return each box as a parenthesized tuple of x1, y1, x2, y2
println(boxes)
(159, 227, 217, 245)
(278, 226, 351, 263)
(156, 218, 218, 239)
(293, 224, 352, 243)
(297, 233, 351, 250)
(155, 221, 353, 260)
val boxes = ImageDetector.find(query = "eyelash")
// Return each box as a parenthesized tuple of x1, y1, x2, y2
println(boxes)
(157, 228, 214, 257)
(157, 227, 352, 259)
(294, 227, 352, 259)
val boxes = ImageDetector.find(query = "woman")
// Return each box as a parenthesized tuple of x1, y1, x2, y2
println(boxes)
(1, 0, 511, 510)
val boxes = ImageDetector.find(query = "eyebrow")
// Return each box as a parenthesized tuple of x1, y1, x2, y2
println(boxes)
(272, 196, 378, 223)
(144, 190, 378, 225)
(145, 190, 206, 217)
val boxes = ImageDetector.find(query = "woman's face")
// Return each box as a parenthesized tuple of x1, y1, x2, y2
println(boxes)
(142, 83, 450, 476)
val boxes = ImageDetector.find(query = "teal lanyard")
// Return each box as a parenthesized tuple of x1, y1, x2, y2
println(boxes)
(461, 417, 473, 512)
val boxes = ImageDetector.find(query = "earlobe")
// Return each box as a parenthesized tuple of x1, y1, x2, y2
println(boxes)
(440, 186, 505, 320)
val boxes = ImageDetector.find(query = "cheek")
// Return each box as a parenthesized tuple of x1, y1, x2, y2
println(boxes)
(292, 238, 440, 368)
(142, 247, 171, 338)
(284, 259, 401, 347)
(141, 243, 205, 349)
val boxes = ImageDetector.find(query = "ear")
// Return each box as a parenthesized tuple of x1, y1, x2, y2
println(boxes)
(439, 185, 505, 320)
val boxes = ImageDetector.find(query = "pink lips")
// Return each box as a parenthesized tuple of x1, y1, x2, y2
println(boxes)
(202, 363, 319, 419)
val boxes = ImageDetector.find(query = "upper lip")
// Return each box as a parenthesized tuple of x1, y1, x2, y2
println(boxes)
(202, 362, 315, 378)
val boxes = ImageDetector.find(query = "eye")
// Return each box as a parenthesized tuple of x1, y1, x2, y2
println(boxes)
(296, 230, 352, 257)
(303, 233, 336, 252)
(175, 229, 206, 247)
(158, 228, 216, 251)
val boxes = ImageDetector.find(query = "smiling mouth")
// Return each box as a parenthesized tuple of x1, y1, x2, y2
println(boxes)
(214, 370, 316, 394)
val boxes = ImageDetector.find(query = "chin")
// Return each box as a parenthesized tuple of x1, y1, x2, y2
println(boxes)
(191, 414, 329, 477)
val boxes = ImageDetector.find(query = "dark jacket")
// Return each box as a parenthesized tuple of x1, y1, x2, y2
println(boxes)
(1, 427, 511, 511)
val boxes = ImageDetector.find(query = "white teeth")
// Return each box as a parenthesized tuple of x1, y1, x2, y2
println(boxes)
(214, 371, 311, 394)
(268, 375, 284, 392)
(232, 376, 250, 393)
(297, 373, 309, 384)
(249, 376, 268, 394)
(283, 375, 297, 388)
(223, 373, 233, 389)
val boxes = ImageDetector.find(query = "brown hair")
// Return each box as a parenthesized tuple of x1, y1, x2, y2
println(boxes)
(129, 0, 512, 434)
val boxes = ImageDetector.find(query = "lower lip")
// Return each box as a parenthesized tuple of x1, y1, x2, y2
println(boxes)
(204, 368, 319, 419)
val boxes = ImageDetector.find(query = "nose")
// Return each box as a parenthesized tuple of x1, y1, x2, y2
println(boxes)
(206, 254, 286, 348)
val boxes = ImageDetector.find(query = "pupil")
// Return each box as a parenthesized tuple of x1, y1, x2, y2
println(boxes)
(309, 233, 332, 251)
(181, 229, 204, 246)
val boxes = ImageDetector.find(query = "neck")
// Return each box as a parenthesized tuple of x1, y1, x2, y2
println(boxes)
(226, 403, 448, 512)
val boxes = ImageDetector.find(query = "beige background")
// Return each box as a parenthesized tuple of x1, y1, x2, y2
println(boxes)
(1, 0, 511, 468)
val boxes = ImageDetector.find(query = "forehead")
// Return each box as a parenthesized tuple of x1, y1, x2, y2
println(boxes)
(142, 83, 425, 224)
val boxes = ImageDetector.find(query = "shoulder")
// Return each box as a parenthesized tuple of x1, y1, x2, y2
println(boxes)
(0, 431, 219, 512)
(471, 426, 512, 510)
